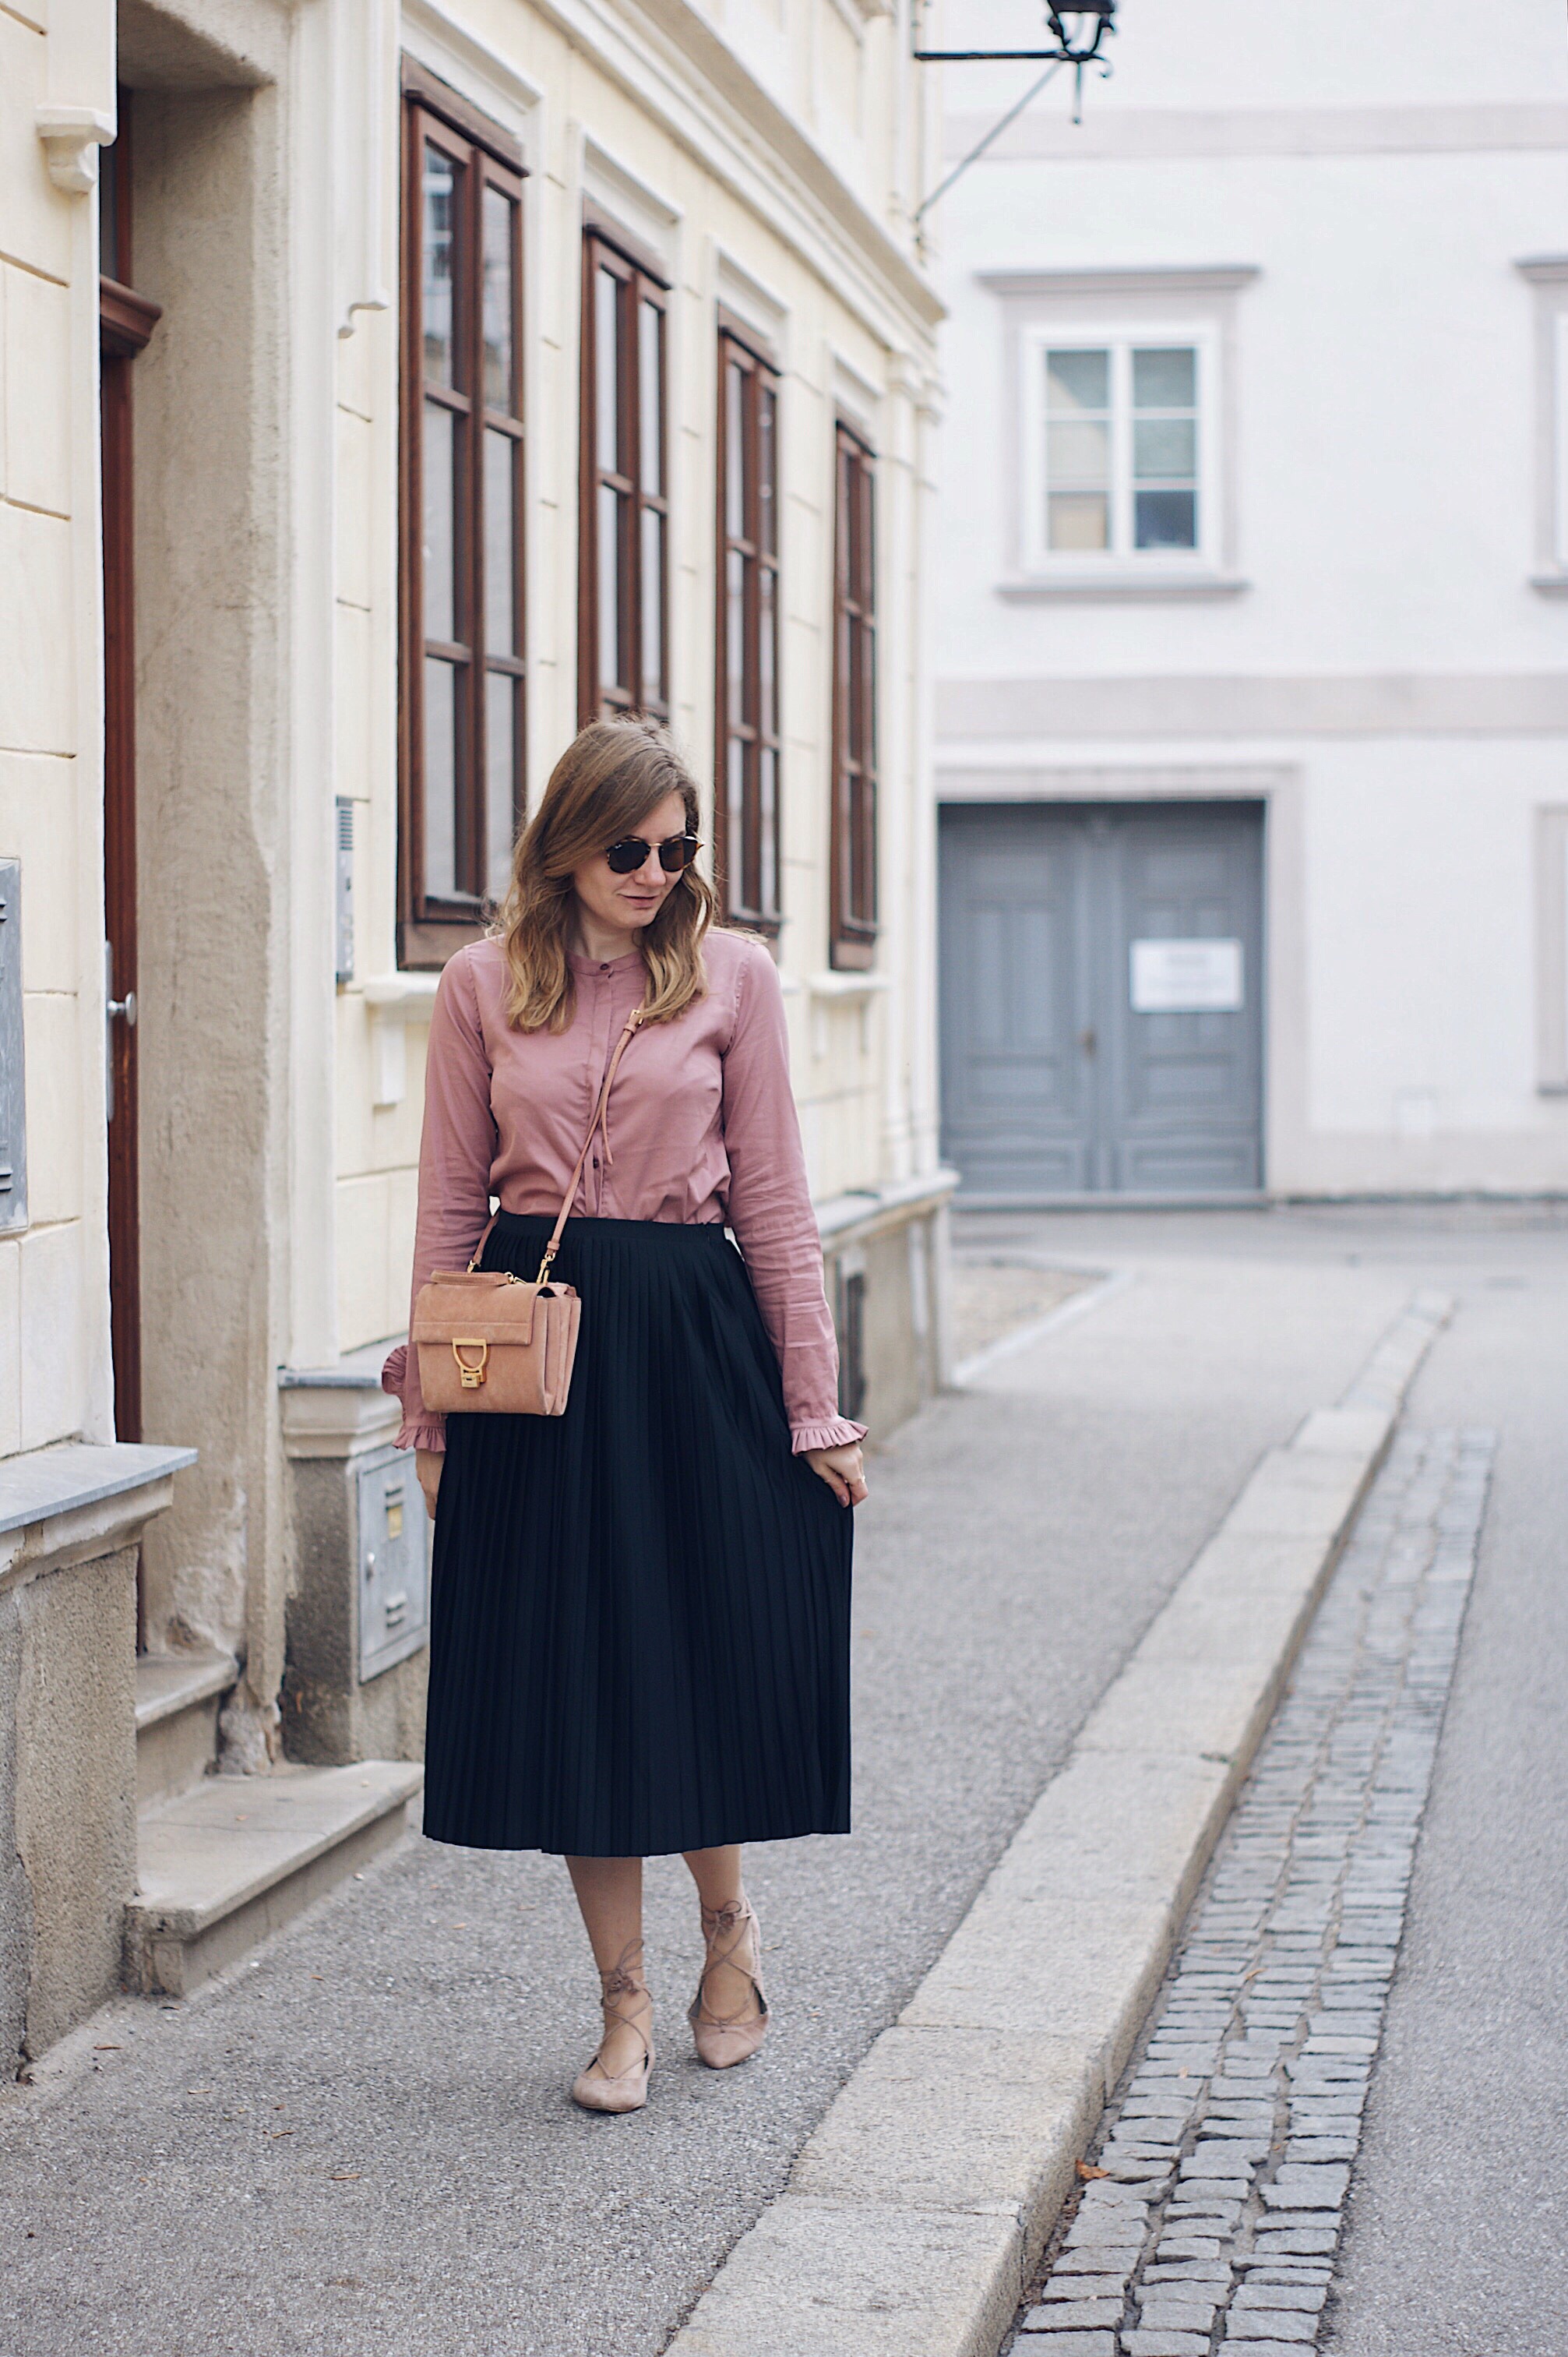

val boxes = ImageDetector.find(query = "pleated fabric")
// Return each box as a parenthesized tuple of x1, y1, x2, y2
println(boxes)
(422, 1212, 854, 1856)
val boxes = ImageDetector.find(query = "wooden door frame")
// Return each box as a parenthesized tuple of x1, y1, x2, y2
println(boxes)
(99, 99, 161, 1480)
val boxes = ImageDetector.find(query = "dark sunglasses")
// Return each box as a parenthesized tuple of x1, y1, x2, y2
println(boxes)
(604, 833, 700, 875)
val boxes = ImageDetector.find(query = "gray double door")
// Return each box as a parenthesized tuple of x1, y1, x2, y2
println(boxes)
(939, 801, 1264, 1197)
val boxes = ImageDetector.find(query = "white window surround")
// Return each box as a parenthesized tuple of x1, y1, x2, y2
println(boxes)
(981, 263, 1256, 602)
(1536, 806, 1568, 1094)
(1020, 322, 1221, 582)
(1517, 256, 1568, 595)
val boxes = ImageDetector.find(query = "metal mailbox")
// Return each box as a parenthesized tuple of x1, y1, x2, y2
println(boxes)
(355, 1445, 430, 1681)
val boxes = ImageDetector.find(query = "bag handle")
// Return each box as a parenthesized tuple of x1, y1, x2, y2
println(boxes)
(467, 1005, 647, 1288)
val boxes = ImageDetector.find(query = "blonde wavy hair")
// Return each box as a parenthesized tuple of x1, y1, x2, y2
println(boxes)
(495, 718, 718, 1032)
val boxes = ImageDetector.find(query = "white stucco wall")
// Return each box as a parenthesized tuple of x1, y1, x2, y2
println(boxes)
(932, 0, 1568, 1193)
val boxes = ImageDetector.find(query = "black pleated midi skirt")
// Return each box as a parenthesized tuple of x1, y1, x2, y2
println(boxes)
(422, 1212, 854, 1856)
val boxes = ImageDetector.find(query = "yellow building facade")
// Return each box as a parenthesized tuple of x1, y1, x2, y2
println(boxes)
(0, 0, 950, 2064)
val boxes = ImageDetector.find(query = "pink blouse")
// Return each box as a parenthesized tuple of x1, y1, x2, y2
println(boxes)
(382, 928, 868, 1459)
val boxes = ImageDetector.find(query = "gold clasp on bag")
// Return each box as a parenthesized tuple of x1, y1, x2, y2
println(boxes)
(452, 1339, 489, 1389)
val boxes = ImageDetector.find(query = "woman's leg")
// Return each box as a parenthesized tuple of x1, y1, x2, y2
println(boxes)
(683, 1845, 763, 2024)
(566, 1854, 652, 2074)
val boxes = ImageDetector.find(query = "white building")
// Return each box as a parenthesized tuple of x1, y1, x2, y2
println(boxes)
(932, 0, 1568, 1201)
(1, 0, 948, 2066)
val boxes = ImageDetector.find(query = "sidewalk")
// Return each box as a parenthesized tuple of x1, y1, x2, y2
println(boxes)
(0, 1232, 1415, 2357)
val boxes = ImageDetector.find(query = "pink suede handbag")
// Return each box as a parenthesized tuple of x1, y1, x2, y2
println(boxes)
(410, 1007, 643, 1417)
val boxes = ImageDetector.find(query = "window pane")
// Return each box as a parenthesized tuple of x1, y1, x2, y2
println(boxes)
(1048, 490, 1109, 552)
(1047, 418, 1110, 487)
(1046, 348, 1108, 414)
(727, 736, 745, 872)
(595, 267, 619, 475)
(484, 672, 516, 903)
(481, 187, 515, 413)
(640, 504, 664, 709)
(759, 565, 776, 740)
(759, 745, 777, 916)
(640, 300, 663, 499)
(1134, 489, 1198, 549)
(422, 145, 459, 386)
(423, 658, 458, 900)
(725, 360, 745, 542)
(758, 387, 777, 556)
(1133, 347, 1196, 409)
(484, 429, 516, 655)
(597, 482, 622, 692)
(1133, 417, 1196, 480)
(423, 401, 456, 643)
(726, 546, 745, 718)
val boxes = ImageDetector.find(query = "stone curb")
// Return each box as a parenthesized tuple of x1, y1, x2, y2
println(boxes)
(663, 1290, 1452, 2357)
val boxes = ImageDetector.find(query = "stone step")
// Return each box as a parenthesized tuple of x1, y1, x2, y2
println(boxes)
(134, 1646, 238, 1807)
(125, 1759, 424, 1997)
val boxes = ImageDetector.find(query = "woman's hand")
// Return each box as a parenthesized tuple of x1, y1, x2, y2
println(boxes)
(803, 1442, 868, 1508)
(415, 1447, 444, 1520)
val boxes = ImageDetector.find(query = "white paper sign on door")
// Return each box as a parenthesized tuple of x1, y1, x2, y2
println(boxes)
(1130, 937, 1244, 1013)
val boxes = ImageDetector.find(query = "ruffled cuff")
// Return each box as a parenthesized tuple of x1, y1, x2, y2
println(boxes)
(790, 1418, 869, 1455)
(381, 1343, 446, 1454)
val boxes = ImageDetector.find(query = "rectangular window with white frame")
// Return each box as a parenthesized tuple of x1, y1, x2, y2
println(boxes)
(1022, 326, 1219, 576)
(1517, 258, 1568, 592)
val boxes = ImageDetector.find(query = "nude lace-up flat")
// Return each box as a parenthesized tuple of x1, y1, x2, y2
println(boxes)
(688, 1897, 770, 2069)
(571, 1953, 654, 2115)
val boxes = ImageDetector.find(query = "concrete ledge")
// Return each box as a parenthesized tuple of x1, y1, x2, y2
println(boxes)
(125, 1759, 423, 1997)
(0, 1442, 198, 1588)
(666, 1291, 1451, 2357)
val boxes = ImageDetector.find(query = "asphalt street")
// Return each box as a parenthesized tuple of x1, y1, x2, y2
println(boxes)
(976, 1203, 1568, 2357)
(0, 1221, 1411, 2357)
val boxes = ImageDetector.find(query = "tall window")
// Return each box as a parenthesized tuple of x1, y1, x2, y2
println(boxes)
(830, 422, 877, 969)
(1025, 333, 1210, 570)
(399, 68, 526, 965)
(580, 230, 669, 725)
(716, 326, 781, 931)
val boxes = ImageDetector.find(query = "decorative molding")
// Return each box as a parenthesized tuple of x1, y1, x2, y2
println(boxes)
(333, 0, 397, 333)
(936, 762, 1293, 802)
(831, 346, 883, 442)
(36, 105, 115, 194)
(936, 673, 1568, 743)
(1531, 573, 1568, 598)
(815, 1167, 960, 1247)
(714, 245, 790, 364)
(582, 138, 682, 284)
(998, 571, 1249, 605)
(401, 0, 545, 139)
(1517, 255, 1568, 285)
(361, 972, 440, 1015)
(944, 104, 1568, 167)
(980, 264, 1260, 300)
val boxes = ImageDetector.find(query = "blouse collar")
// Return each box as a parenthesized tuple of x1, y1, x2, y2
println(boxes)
(567, 946, 645, 976)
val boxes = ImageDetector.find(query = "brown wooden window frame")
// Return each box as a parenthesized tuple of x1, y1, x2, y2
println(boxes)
(714, 323, 783, 934)
(579, 227, 671, 729)
(398, 64, 527, 969)
(830, 419, 878, 969)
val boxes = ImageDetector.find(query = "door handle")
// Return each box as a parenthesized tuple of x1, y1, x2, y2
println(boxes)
(1078, 1027, 1098, 1057)
(104, 942, 136, 1124)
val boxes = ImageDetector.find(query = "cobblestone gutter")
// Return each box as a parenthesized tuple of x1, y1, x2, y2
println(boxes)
(1006, 1426, 1492, 2357)
(665, 1295, 1453, 2357)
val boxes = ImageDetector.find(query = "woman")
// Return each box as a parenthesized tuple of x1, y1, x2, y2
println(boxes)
(382, 717, 868, 2116)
